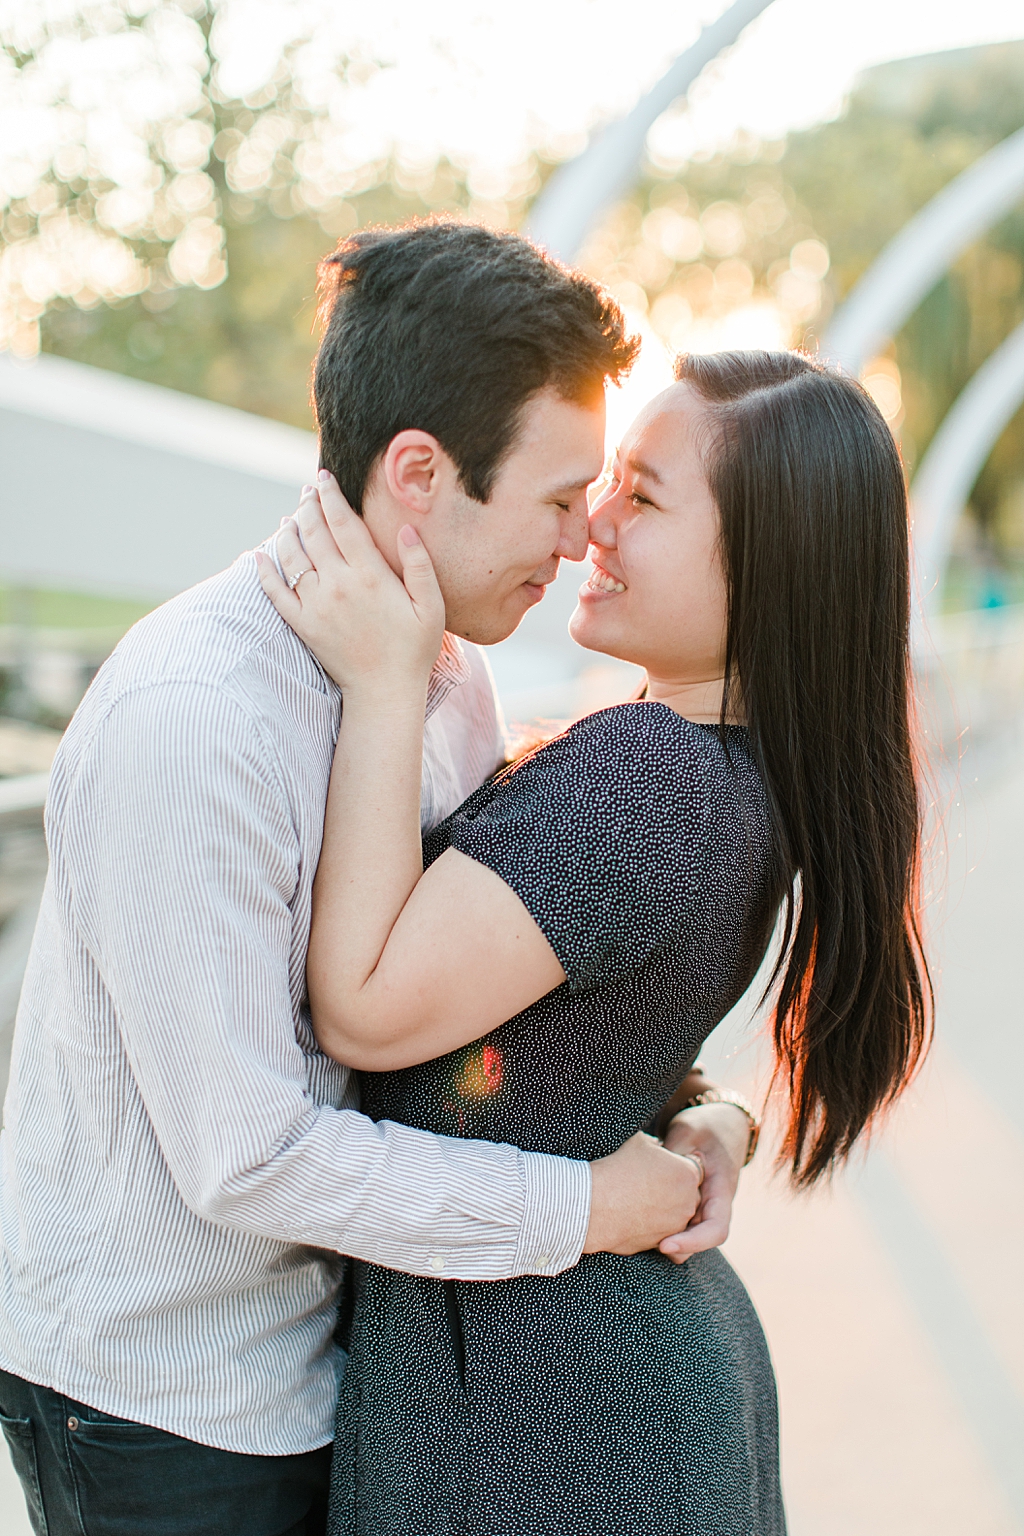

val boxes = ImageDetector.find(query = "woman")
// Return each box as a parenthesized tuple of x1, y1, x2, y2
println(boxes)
(258, 350, 930, 1535)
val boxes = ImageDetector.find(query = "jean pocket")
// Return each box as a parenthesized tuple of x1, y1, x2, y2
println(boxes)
(66, 1402, 149, 1428)
(64, 1414, 186, 1533)
(64, 1411, 170, 1449)
(0, 1411, 48, 1535)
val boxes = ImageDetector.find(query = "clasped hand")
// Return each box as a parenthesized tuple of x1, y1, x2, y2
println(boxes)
(585, 1102, 748, 1266)
(256, 472, 446, 698)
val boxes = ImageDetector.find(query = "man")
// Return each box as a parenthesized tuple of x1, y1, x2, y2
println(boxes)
(0, 222, 752, 1534)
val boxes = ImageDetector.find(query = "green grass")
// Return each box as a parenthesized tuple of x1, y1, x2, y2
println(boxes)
(0, 587, 157, 631)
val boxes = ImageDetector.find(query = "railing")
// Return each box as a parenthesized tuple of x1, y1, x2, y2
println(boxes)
(0, 772, 48, 832)
(0, 604, 1021, 1067)
(916, 604, 1024, 759)
(0, 773, 47, 1102)
(0, 624, 125, 721)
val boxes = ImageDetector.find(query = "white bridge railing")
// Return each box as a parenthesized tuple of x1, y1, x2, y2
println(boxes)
(917, 605, 1024, 758)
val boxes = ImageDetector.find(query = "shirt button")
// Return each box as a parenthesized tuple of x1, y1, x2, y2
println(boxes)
(67, 1417, 79, 1431)
(536, 1254, 550, 1270)
(429, 1255, 445, 1272)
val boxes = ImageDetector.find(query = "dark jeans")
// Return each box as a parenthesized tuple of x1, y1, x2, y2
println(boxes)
(0, 1369, 331, 1536)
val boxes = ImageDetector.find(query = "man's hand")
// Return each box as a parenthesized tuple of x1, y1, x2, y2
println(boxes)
(583, 1132, 702, 1255)
(657, 1102, 751, 1264)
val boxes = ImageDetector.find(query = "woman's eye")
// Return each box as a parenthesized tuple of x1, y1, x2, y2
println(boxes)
(629, 492, 651, 508)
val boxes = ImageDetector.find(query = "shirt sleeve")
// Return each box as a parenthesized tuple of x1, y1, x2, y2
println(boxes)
(62, 681, 588, 1280)
(445, 703, 713, 991)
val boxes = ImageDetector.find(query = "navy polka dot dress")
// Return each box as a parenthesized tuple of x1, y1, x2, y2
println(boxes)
(328, 702, 786, 1536)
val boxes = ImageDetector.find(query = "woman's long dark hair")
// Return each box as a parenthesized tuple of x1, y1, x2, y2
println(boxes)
(676, 350, 932, 1185)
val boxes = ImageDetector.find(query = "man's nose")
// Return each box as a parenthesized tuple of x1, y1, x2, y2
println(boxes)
(555, 501, 591, 563)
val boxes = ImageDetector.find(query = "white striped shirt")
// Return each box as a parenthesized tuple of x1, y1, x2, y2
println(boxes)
(0, 551, 589, 1455)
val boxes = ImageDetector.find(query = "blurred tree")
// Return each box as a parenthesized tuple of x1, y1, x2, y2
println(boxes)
(39, 167, 484, 430)
(8, 13, 1024, 606)
(784, 41, 1024, 606)
(578, 40, 1024, 608)
(0, 0, 534, 426)
(2, 0, 229, 356)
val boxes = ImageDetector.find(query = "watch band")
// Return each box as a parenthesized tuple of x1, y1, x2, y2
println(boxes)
(681, 1087, 761, 1166)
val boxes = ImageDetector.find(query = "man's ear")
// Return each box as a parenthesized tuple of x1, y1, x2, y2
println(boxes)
(381, 431, 448, 516)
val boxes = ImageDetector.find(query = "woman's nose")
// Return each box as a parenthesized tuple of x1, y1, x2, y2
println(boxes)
(587, 487, 620, 551)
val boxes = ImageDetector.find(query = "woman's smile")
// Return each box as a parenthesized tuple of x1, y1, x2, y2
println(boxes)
(582, 563, 626, 596)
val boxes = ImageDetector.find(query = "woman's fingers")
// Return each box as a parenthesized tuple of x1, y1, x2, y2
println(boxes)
(660, 1210, 729, 1264)
(256, 475, 442, 689)
(659, 1148, 720, 1263)
(285, 484, 321, 532)
(307, 470, 381, 568)
(289, 491, 351, 582)
(258, 497, 323, 621)
(658, 1183, 731, 1264)
(255, 549, 302, 622)
(396, 525, 445, 643)
(283, 485, 320, 529)
(274, 519, 321, 594)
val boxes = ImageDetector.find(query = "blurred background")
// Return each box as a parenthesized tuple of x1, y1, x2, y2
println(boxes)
(1, 2, 1023, 1531)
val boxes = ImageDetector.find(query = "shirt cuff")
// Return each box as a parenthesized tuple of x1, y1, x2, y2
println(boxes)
(512, 1150, 591, 1277)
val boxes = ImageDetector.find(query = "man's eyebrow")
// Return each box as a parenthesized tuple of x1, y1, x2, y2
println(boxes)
(548, 476, 597, 496)
(626, 454, 663, 485)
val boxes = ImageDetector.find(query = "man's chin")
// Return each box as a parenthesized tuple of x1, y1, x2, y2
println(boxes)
(450, 614, 521, 647)
(452, 588, 546, 647)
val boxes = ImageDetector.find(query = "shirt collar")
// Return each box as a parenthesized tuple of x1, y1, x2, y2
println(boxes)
(426, 632, 472, 720)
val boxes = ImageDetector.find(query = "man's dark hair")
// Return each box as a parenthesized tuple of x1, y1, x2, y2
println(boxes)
(312, 220, 638, 510)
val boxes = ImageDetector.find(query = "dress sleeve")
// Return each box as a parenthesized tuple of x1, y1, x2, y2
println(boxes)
(444, 702, 714, 991)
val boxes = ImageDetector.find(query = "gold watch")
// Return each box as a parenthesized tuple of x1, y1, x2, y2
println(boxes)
(681, 1088, 761, 1166)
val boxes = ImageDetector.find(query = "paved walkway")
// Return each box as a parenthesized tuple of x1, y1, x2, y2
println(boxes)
(2, 751, 1022, 1532)
(708, 746, 1024, 1534)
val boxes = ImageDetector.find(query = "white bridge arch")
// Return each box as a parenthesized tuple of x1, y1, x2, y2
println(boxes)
(821, 127, 1024, 628)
